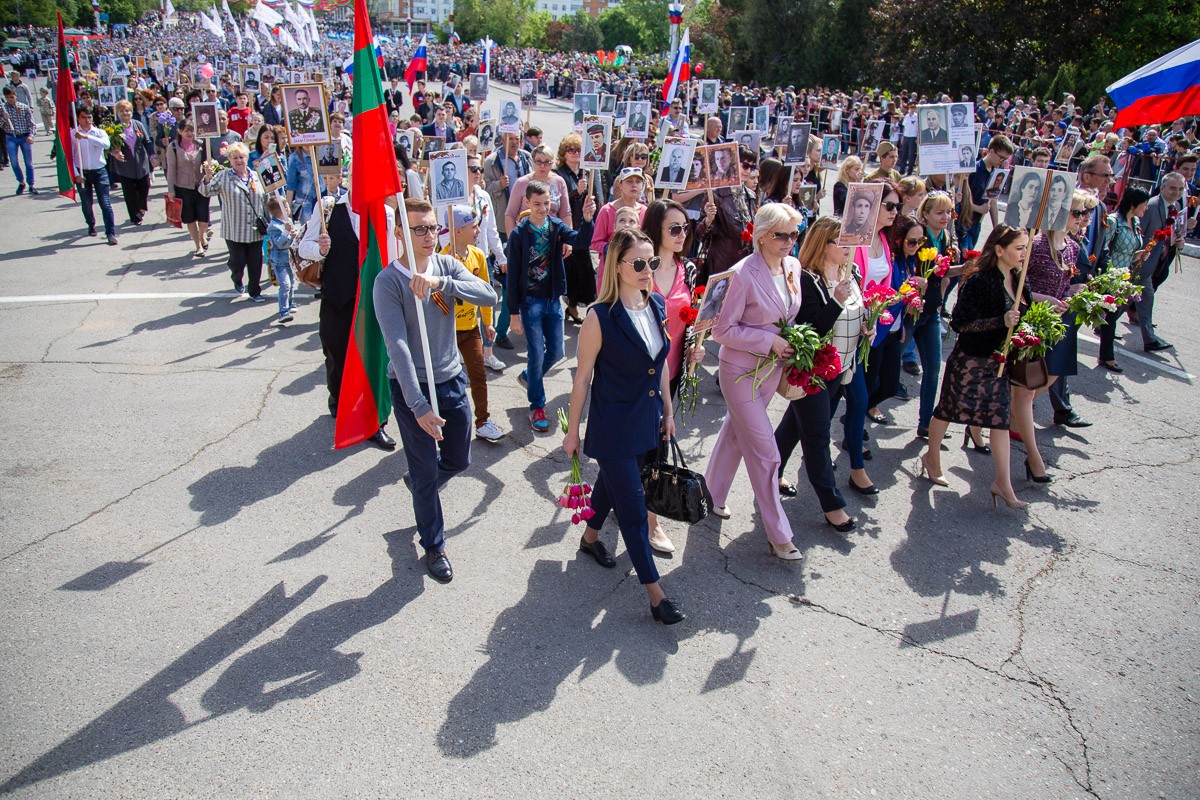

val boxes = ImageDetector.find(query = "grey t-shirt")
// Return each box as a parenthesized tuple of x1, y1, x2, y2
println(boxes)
(373, 253, 497, 419)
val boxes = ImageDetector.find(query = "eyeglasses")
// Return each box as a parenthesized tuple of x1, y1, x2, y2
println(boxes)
(904, 237, 923, 246)
(468, 166, 484, 174)
(665, 223, 688, 237)
(771, 230, 801, 243)
(409, 225, 438, 237)
(533, 159, 552, 167)
(882, 201, 901, 212)
(1086, 171, 1115, 179)
(621, 256, 662, 272)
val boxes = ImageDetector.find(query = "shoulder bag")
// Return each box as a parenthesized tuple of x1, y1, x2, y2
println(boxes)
(641, 436, 714, 524)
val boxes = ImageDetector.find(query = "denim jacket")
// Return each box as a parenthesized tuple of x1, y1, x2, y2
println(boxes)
(266, 217, 296, 270)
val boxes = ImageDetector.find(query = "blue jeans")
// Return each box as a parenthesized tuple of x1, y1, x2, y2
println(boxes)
(79, 168, 116, 238)
(274, 260, 294, 318)
(829, 365, 868, 470)
(6, 135, 33, 187)
(390, 373, 473, 555)
(901, 320, 918, 365)
(911, 313, 943, 431)
(520, 295, 563, 410)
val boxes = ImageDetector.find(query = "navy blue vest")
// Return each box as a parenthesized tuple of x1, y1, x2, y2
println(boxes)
(583, 294, 670, 460)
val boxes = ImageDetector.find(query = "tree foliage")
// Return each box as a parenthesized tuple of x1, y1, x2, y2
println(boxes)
(561, 10, 602, 53)
(451, 0, 532, 46)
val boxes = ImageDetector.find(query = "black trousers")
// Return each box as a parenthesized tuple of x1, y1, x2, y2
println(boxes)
(1098, 307, 1124, 362)
(774, 387, 847, 513)
(226, 239, 263, 298)
(117, 174, 151, 222)
(319, 299, 354, 415)
(866, 328, 904, 409)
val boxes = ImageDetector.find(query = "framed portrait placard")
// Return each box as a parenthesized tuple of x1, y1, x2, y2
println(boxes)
(573, 93, 599, 131)
(1004, 166, 1049, 231)
(429, 149, 469, 207)
(917, 102, 976, 175)
(624, 100, 650, 139)
(656, 137, 696, 191)
(697, 80, 720, 115)
(685, 145, 710, 192)
(469, 72, 489, 102)
(519, 79, 538, 108)
(281, 82, 331, 147)
(838, 183, 884, 247)
(191, 101, 221, 137)
(581, 115, 611, 172)
(255, 152, 286, 192)
(706, 142, 741, 190)
(498, 100, 521, 135)
(694, 269, 735, 334)
(316, 141, 343, 185)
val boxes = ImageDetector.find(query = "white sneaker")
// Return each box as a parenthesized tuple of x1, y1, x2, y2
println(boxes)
(475, 420, 507, 441)
(483, 354, 507, 372)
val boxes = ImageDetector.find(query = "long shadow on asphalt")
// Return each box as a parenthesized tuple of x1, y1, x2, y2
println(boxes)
(0, 575, 328, 793)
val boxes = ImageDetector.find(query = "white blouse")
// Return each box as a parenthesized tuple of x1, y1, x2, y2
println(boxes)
(627, 303, 665, 358)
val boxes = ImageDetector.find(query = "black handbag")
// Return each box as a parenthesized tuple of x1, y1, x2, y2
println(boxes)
(641, 436, 714, 524)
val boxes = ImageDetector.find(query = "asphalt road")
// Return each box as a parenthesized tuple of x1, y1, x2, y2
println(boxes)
(0, 77, 1197, 799)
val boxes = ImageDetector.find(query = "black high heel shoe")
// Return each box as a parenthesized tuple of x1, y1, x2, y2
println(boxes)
(651, 598, 685, 625)
(1025, 459, 1052, 484)
(963, 429, 991, 454)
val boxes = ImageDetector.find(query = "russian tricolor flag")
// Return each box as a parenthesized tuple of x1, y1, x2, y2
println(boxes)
(661, 27, 690, 107)
(668, 2, 683, 24)
(450, 30, 460, 44)
(479, 36, 495, 75)
(1108, 39, 1200, 129)
(404, 34, 427, 90)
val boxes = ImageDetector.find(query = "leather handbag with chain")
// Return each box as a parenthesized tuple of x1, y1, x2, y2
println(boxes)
(641, 436, 714, 524)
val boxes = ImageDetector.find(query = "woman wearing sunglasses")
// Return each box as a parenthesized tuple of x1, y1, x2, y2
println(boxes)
(773, 216, 859, 532)
(555, 132, 596, 325)
(1015, 189, 1099, 483)
(706, 203, 806, 562)
(562, 228, 685, 625)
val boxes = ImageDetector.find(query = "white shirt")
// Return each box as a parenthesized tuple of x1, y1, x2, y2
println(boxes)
(73, 126, 111, 171)
(627, 303, 664, 358)
(866, 251, 890, 286)
(773, 274, 789, 307)
(902, 112, 918, 138)
(298, 194, 398, 263)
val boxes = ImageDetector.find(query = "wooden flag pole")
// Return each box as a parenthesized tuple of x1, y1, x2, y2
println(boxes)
(997, 188, 1051, 377)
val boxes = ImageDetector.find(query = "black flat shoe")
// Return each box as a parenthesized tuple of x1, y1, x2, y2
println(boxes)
(962, 429, 991, 454)
(848, 478, 879, 496)
(1025, 459, 1053, 484)
(651, 598, 685, 625)
(1098, 359, 1124, 373)
(1053, 412, 1092, 428)
(1144, 340, 1174, 353)
(494, 336, 515, 350)
(368, 428, 397, 450)
(826, 516, 856, 533)
(425, 551, 453, 583)
(579, 536, 616, 568)
(778, 481, 798, 497)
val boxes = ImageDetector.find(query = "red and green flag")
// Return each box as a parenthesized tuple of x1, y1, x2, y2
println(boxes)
(54, 11, 78, 200)
(333, 0, 402, 449)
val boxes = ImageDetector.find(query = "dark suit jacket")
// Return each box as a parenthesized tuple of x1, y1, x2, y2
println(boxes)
(663, 165, 686, 184)
(384, 87, 404, 116)
(111, 120, 155, 180)
(261, 103, 282, 127)
(420, 123, 456, 143)
(920, 128, 948, 145)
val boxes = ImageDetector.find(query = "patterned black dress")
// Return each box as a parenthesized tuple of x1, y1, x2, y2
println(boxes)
(934, 268, 1028, 430)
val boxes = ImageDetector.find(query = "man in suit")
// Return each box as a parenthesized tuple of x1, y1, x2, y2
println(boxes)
(287, 88, 324, 136)
(384, 77, 404, 117)
(1135, 173, 1185, 352)
(420, 106, 456, 143)
(627, 104, 647, 133)
(919, 108, 948, 145)
(447, 81, 470, 118)
(661, 146, 687, 185)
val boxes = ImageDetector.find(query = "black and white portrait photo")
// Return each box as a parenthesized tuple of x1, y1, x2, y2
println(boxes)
(469, 72, 488, 102)
(624, 100, 650, 139)
(430, 149, 469, 206)
(656, 137, 696, 190)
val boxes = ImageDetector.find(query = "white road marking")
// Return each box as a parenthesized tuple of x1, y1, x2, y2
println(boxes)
(1077, 332, 1194, 380)
(0, 291, 310, 303)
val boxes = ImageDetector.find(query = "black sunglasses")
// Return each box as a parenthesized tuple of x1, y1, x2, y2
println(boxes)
(771, 230, 801, 243)
(665, 223, 688, 237)
(904, 237, 923, 245)
(468, 166, 484, 174)
(882, 201, 901, 212)
(621, 256, 662, 272)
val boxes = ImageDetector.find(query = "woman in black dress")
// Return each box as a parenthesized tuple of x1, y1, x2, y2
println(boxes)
(554, 132, 596, 323)
(917, 224, 1030, 510)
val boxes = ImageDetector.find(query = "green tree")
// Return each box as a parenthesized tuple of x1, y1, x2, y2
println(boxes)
(519, 9, 552, 49)
(598, 4, 645, 51)
(561, 10, 602, 53)
(451, 0, 531, 46)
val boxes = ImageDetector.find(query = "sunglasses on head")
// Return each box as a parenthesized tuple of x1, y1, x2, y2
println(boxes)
(621, 256, 662, 272)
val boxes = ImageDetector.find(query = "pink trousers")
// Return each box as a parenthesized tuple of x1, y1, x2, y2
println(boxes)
(705, 357, 794, 545)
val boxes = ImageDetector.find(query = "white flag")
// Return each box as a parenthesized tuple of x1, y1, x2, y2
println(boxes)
(163, 0, 175, 20)
(223, 0, 242, 49)
(251, 2, 283, 28)
(244, 19, 261, 55)
(278, 27, 301, 52)
(198, 9, 223, 39)
(304, 5, 319, 44)
(207, 6, 227, 39)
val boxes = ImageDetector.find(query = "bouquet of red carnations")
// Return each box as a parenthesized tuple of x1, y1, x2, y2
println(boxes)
(677, 284, 707, 417)
(858, 283, 898, 370)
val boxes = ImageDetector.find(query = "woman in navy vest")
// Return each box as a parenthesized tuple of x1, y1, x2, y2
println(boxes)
(562, 228, 685, 625)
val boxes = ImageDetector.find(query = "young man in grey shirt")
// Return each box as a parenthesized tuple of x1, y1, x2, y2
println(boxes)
(374, 198, 498, 583)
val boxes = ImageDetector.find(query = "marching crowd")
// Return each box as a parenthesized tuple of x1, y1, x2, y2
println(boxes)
(3, 20, 1198, 624)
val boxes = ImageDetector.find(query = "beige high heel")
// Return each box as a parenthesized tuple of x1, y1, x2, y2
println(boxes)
(918, 453, 950, 487)
(990, 484, 1029, 510)
(768, 541, 804, 561)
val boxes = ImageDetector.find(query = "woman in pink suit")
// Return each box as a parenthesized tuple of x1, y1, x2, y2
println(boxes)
(705, 203, 806, 562)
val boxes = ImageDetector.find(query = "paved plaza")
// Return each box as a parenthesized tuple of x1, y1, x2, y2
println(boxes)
(1, 79, 1198, 799)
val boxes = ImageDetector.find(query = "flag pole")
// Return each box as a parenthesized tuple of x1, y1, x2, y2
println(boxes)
(395, 192, 441, 418)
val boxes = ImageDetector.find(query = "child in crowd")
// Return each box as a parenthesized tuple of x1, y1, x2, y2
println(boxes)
(265, 195, 298, 324)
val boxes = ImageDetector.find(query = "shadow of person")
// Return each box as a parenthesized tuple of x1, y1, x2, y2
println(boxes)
(202, 533, 424, 715)
(436, 558, 674, 758)
(0, 577, 326, 794)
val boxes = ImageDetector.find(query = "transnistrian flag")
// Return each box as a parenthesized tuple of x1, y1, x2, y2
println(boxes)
(1107, 39, 1200, 129)
(54, 12, 78, 200)
(334, 0, 402, 449)
(661, 27, 690, 109)
(404, 34, 427, 90)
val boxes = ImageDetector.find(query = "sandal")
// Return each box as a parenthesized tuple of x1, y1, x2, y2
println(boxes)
(867, 410, 888, 424)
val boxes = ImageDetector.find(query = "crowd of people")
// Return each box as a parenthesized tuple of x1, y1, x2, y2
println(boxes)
(2, 18, 1197, 624)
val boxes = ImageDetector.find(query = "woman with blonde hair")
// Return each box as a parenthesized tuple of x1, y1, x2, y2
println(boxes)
(705, 202, 806, 561)
(198, 142, 268, 301)
(773, 216, 859, 531)
(833, 155, 863, 216)
(897, 175, 927, 217)
(610, 139, 655, 204)
(554, 131, 595, 322)
(563, 228, 684, 624)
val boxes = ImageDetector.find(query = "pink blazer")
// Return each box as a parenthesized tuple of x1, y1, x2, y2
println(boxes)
(712, 252, 803, 372)
(851, 230, 893, 289)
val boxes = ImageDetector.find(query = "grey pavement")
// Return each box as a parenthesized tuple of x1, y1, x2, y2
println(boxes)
(0, 80, 1198, 799)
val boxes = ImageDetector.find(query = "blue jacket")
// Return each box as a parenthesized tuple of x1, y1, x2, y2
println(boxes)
(872, 251, 913, 346)
(266, 217, 295, 269)
(505, 214, 593, 308)
(584, 294, 669, 460)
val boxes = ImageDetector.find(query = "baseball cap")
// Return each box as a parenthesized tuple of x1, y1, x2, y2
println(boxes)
(447, 204, 479, 228)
